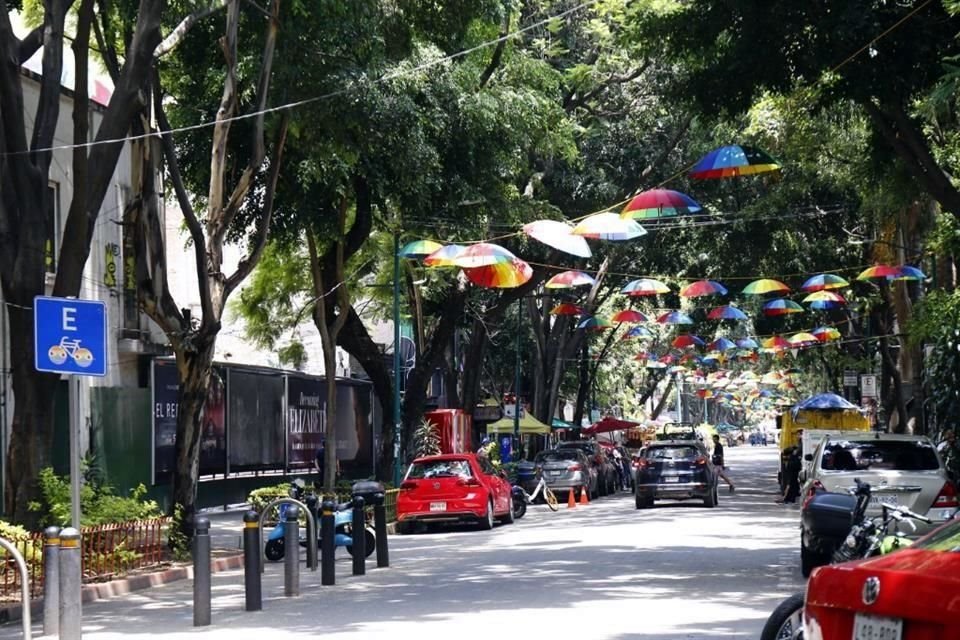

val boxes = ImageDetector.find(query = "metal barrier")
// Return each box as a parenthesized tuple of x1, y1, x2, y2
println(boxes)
(383, 489, 399, 524)
(257, 498, 317, 571)
(0, 536, 32, 639)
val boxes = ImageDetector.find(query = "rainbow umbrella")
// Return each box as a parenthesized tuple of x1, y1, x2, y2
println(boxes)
(762, 336, 791, 350)
(789, 332, 819, 346)
(463, 258, 532, 288)
(689, 145, 781, 179)
(707, 305, 748, 321)
(708, 337, 737, 351)
(803, 291, 846, 305)
(522, 220, 592, 258)
(399, 239, 444, 259)
(736, 337, 759, 349)
(578, 316, 614, 331)
(742, 278, 791, 295)
(545, 270, 597, 289)
(621, 189, 702, 220)
(550, 303, 584, 316)
(571, 213, 647, 241)
(424, 244, 466, 267)
(623, 326, 653, 340)
(892, 265, 926, 281)
(812, 326, 842, 342)
(657, 311, 695, 325)
(611, 309, 648, 323)
(622, 278, 670, 296)
(672, 334, 705, 349)
(453, 242, 517, 268)
(680, 280, 728, 298)
(801, 273, 849, 292)
(856, 264, 901, 280)
(762, 298, 804, 316)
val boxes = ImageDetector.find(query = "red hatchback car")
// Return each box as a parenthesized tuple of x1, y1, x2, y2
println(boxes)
(804, 516, 960, 639)
(396, 453, 514, 533)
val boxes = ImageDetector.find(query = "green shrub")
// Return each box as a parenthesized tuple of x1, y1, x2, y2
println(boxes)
(0, 520, 42, 571)
(247, 482, 292, 514)
(28, 468, 162, 527)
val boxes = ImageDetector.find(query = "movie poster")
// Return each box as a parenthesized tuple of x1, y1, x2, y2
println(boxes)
(227, 369, 285, 470)
(287, 376, 324, 468)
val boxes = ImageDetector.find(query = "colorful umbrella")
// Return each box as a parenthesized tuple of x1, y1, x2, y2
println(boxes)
(623, 326, 653, 340)
(578, 316, 614, 331)
(707, 305, 748, 321)
(611, 309, 648, 323)
(451, 243, 516, 268)
(622, 278, 670, 296)
(423, 244, 466, 267)
(742, 278, 791, 296)
(463, 258, 532, 288)
(789, 332, 819, 346)
(545, 270, 597, 289)
(801, 273, 849, 292)
(522, 220, 593, 258)
(762, 336, 791, 350)
(549, 303, 584, 316)
(672, 334, 704, 349)
(762, 298, 804, 316)
(399, 239, 443, 259)
(656, 311, 695, 325)
(680, 279, 728, 298)
(808, 298, 845, 311)
(708, 337, 737, 351)
(621, 189, 702, 220)
(802, 291, 846, 305)
(571, 213, 647, 241)
(856, 264, 901, 280)
(812, 326, 842, 342)
(736, 337, 759, 350)
(689, 145, 781, 179)
(892, 265, 926, 281)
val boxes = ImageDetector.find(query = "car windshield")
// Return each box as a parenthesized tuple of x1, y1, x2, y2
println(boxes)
(535, 450, 580, 463)
(407, 460, 472, 479)
(911, 518, 960, 552)
(646, 446, 698, 461)
(820, 440, 940, 472)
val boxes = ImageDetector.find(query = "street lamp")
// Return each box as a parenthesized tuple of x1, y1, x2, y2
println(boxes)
(514, 297, 521, 454)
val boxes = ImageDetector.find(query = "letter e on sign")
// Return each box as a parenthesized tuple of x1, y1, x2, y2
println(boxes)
(63, 307, 77, 331)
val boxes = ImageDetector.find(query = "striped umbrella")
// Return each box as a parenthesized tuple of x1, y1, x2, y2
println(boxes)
(856, 264, 901, 280)
(522, 220, 593, 258)
(424, 244, 466, 267)
(689, 145, 781, 179)
(708, 337, 737, 351)
(742, 278, 791, 295)
(707, 305, 748, 321)
(452, 243, 517, 268)
(546, 270, 597, 289)
(762, 336, 791, 350)
(812, 326, 842, 342)
(680, 280, 728, 298)
(672, 334, 705, 349)
(549, 303, 584, 316)
(611, 310, 648, 323)
(736, 337, 759, 350)
(892, 265, 926, 281)
(622, 278, 670, 296)
(578, 316, 615, 331)
(656, 311, 695, 325)
(463, 258, 532, 288)
(621, 189, 702, 220)
(801, 273, 849, 292)
(399, 239, 444, 259)
(789, 332, 819, 347)
(571, 213, 647, 241)
(803, 291, 847, 305)
(623, 326, 653, 340)
(763, 298, 804, 316)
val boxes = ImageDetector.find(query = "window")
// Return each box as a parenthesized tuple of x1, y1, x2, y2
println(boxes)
(535, 450, 581, 463)
(646, 446, 699, 461)
(820, 440, 940, 472)
(45, 183, 60, 274)
(406, 460, 472, 480)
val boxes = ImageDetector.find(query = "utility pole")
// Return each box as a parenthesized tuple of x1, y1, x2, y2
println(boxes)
(513, 298, 521, 458)
(392, 231, 402, 487)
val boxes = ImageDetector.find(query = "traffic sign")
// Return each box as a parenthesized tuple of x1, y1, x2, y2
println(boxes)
(843, 370, 858, 387)
(860, 374, 878, 398)
(34, 296, 107, 376)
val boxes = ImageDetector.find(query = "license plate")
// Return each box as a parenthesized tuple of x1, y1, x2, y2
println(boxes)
(547, 470, 561, 476)
(429, 502, 446, 512)
(662, 476, 680, 483)
(870, 495, 898, 507)
(852, 613, 902, 640)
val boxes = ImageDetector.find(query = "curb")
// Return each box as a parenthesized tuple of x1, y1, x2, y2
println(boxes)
(0, 554, 244, 625)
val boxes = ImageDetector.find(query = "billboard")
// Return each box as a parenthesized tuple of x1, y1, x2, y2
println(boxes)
(287, 376, 324, 468)
(228, 369, 285, 470)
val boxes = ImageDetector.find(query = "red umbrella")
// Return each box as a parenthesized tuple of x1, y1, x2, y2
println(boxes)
(680, 280, 728, 297)
(550, 303, 584, 316)
(611, 309, 648, 323)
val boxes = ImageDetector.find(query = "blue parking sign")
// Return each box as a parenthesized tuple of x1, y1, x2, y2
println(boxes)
(34, 296, 107, 377)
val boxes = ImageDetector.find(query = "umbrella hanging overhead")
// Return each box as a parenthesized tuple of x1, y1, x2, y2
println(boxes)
(622, 278, 670, 296)
(656, 311, 695, 325)
(578, 316, 615, 331)
(399, 239, 444, 259)
(452, 243, 517, 268)
(463, 258, 532, 288)
(808, 299, 845, 311)
(801, 273, 849, 292)
(571, 212, 647, 241)
(803, 291, 847, 305)
(856, 264, 901, 280)
(672, 334, 705, 349)
(611, 309, 648, 323)
(424, 244, 466, 267)
(707, 305, 748, 321)
(892, 265, 926, 281)
(735, 337, 759, 350)
(549, 303, 584, 316)
(522, 220, 593, 258)
(680, 279, 728, 298)
(708, 337, 737, 351)
(742, 278, 791, 295)
(762, 336, 791, 350)
(812, 326, 842, 342)
(789, 332, 819, 346)
(689, 144, 781, 179)
(545, 270, 597, 289)
(623, 326, 653, 339)
(621, 189, 702, 220)
(762, 298, 804, 316)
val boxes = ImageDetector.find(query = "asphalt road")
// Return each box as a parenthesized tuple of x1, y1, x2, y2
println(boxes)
(9, 444, 806, 640)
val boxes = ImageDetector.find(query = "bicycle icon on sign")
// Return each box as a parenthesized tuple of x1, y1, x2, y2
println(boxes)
(47, 337, 95, 368)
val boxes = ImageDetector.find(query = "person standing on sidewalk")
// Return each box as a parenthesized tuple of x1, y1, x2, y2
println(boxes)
(711, 434, 735, 493)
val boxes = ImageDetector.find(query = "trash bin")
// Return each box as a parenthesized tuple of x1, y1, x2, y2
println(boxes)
(516, 462, 537, 494)
(351, 480, 385, 506)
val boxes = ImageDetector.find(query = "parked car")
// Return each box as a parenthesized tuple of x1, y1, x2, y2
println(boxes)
(557, 440, 618, 495)
(799, 434, 958, 568)
(634, 439, 718, 509)
(804, 515, 960, 639)
(396, 453, 514, 533)
(534, 449, 597, 499)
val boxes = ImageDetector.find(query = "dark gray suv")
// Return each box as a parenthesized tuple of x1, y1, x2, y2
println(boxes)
(634, 440, 719, 509)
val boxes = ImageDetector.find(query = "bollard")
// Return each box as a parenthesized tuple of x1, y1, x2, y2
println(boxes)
(193, 517, 211, 627)
(373, 493, 389, 568)
(283, 505, 300, 597)
(320, 500, 335, 586)
(242, 511, 262, 611)
(304, 494, 319, 572)
(351, 496, 366, 576)
(58, 527, 82, 640)
(43, 526, 61, 636)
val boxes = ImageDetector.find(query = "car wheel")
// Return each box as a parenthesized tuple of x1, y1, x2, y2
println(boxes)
(396, 521, 413, 535)
(759, 592, 804, 640)
(500, 498, 515, 525)
(598, 478, 607, 497)
(264, 538, 284, 562)
(479, 499, 494, 530)
(704, 486, 717, 508)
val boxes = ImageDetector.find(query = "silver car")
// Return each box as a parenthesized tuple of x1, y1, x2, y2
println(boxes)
(534, 449, 597, 500)
(800, 433, 958, 538)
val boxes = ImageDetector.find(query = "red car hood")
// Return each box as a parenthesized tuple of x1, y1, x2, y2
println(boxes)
(807, 548, 960, 625)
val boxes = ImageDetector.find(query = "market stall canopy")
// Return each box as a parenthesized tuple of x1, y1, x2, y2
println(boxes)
(582, 415, 643, 435)
(486, 414, 551, 435)
(791, 393, 860, 417)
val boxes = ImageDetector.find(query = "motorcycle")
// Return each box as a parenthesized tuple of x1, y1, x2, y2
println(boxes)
(511, 486, 527, 520)
(760, 479, 930, 640)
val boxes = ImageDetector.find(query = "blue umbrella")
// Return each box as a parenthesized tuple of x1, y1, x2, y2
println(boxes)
(708, 337, 737, 351)
(736, 337, 759, 349)
(791, 393, 859, 416)
(708, 305, 748, 321)
(657, 311, 695, 325)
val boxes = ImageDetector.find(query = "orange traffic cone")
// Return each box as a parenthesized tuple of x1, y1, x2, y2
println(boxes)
(567, 488, 577, 509)
(579, 486, 589, 505)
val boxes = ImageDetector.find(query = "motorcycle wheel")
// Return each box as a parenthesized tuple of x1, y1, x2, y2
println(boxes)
(345, 528, 377, 558)
(264, 538, 285, 562)
(760, 592, 805, 640)
(513, 496, 527, 520)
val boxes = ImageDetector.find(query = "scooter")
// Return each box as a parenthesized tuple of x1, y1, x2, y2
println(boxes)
(511, 486, 527, 520)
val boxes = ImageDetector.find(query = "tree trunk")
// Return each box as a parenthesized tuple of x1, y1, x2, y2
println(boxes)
(322, 346, 338, 490)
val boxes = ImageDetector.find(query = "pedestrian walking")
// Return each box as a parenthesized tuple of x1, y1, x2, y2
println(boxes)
(938, 429, 960, 482)
(711, 434, 735, 493)
(777, 447, 802, 504)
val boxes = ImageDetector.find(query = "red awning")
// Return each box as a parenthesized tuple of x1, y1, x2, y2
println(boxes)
(582, 416, 642, 435)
